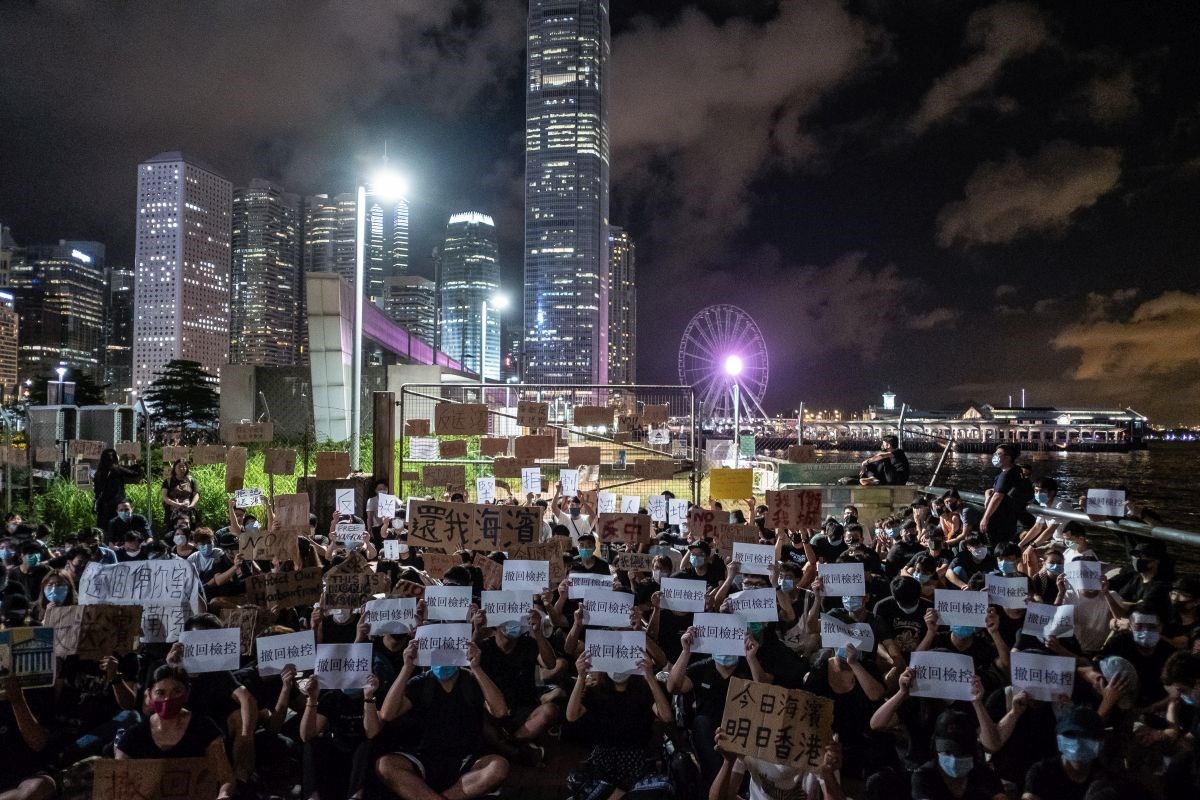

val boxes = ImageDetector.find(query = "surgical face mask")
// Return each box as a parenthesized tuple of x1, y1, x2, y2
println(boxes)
(898, 601, 920, 615)
(330, 609, 352, 625)
(173, 534, 187, 546)
(999, 560, 1017, 574)
(1045, 562, 1063, 575)
(713, 654, 739, 667)
(1057, 735, 1101, 764)
(501, 621, 525, 639)
(938, 753, 974, 779)
(397, 542, 410, 554)
(1133, 557, 1151, 574)
(746, 622, 765, 639)
(23, 554, 39, 568)
(834, 647, 847, 662)
(689, 554, 705, 569)
(1132, 629, 1160, 648)
(874, 528, 883, 538)
(44, 585, 68, 604)
(915, 572, 931, 585)
(118, 511, 131, 521)
(6, 523, 17, 533)
(431, 665, 459, 681)
(991, 454, 1001, 467)
(198, 544, 212, 557)
(1034, 492, 1049, 506)
(1065, 540, 1079, 551)
(779, 578, 795, 592)
(842, 596, 863, 613)
(888, 527, 901, 539)
(651, 569, 662, 583)
(970, 547, 988, 560)
(578, 548, 594, 561)
(0, 548, 8, 561)
(950, 625, 975, 640)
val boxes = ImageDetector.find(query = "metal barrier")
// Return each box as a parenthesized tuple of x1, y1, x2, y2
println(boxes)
(926, 485, 1200, 550)
(397, 383, 699, 504)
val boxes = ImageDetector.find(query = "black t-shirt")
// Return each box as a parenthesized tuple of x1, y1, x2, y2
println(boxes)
(912, 759, 1004, 800)
(949, 553, 994, 582)
(404, 670, 486, 757)
(570, 557, 612, 576)
(802, 659, 877, 750)
(873, 596, 932, 654)
(0, 688, 55, 784)
(479, 635, 541, 708)
(1117, 578, 1171, 619)
(1100, 632, 1175, 705)
(810, 534, 847, 563)
(985, 690, 1057, 785)
(987, 469, 1021, 542)
(578, 677, 656, 748)
(316, 690, 367, 750)
(1024, 756, 1097, 800)
(886, 542, 925, 576)
(927, 632, 998, 673)
(6, 564, 49, 598)
(118, 712, 223, 758)
(686, 658, 752, 720)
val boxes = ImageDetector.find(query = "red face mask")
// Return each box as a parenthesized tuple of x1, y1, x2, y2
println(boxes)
(152, 693, 187, 719)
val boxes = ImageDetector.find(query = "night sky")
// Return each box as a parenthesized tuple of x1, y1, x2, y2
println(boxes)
(2, 1, 1198, 422)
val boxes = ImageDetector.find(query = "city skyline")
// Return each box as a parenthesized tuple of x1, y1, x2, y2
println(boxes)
(1, 2, 1198, 421)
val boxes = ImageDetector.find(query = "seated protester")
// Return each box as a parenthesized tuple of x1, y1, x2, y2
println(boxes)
(214, 499, 261, 542)
(1017, 477, 1071, 550)
(1164, 576, 1200, 649)
(106, 498, 151, 546)
(478, 606, 560, 764)
(885, 520, 925, 578)
(991, 543, 1022, 577)
(1055, 556, 1122, 656)
(1023, 706, 1115, 800)
(924, 533, 953, 571)
(859, 435, 910, 486)
(163, 615, 258, 744)
(313, 602, 362, 645)
(810, 519, 848, 563)
(115, 665, 236, 800)
(1161, 651, 1200, 796)
(63, 545, 94, 586)
(907, 555, 944, 602)
(711, 726, 846, 800)
(844, 525, 886, 577)
(1062, 522, 1099, 563)
(364, 477, 393, 545)
(299, 671, 382, 800)
(32, 568, 76, 624)
(376, 639, 510, 799)
(565, 651, 673, 797)
(77, 528, 118, 565)
(170, 524, 198, 560)
(802, 644, 886, 781)
(0, 675, 58, 800)
(115, 531, 147, 562)
(874, 576, 933, 658)
(187, 529, 248, 599)
(911, 708, 1006, 800)
(716, 569, 807, 689)
(946, 536, 995, 588)
(829, 588, 902, 670)
(568, 532, 610, 576)
(1029, 546, 1064, 604)
(1, 592, 32, 628)
(1115, 540, 1172, 620)
(7, 542, 49, 599)
(916, 607, 1010, 689)
(674, 539, 725, 588)
(1096, 603, 1177, 707)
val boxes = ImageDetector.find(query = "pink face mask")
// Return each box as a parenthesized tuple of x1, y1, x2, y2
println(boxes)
(152, 693, 188, 719)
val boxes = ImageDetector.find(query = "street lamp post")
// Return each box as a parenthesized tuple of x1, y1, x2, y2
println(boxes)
(725, 355, 743, 467)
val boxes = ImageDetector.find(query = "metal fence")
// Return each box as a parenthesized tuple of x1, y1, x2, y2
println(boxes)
(397, 383, 698, 505)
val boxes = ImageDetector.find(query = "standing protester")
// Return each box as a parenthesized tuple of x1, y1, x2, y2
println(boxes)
(981, 444, 1024, 546)
(91, 448, 142, 529)
(161, 459, 200, 529)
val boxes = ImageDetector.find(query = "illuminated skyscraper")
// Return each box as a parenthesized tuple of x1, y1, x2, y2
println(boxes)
(384, 275, 435, 347)
(438, 212, 501, 379)
(302, 193, 358, 282)
(523, 0, 610, 384)
(607, 225, 635, 384)
(0, 291, 17, 399)
(103, 266, 135, 399)
(231, 179, 301, 367)
(132, 152, 232, 389)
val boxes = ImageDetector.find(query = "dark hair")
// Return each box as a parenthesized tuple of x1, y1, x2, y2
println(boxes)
(1036, 477, 1059, 493)
(995, 543, 1021, 558)
(997, 443, 1019, 460)
(1162, 651, 1200, 687)
(150, 664, 191, 690)
(444, 565, 473, 586)
(891, 575, 920, 605)
(882, 435, 899, 448)
(577, 532, 597, 546)
(183, 613, 223, 631)
(1063, 521, 1087, 538)
(19, 540, 40, 555)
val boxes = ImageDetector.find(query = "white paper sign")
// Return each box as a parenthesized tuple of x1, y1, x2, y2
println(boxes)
(648, 428, 670, 445)
(621, 495, 641, 514)
(335, 523, 366, 547)
(255, 630, 317, 676)
(315, 642, 373, 690)
(582, 589, 635, 628)
(1065, 560, 1101, 592)
(728, 588, 778, 623)
(415, 622, 472, 666)
(567, 572, 613, 599)
(1085, 489, 1125, 516)
(647, 495, 667, 522)
(476, 476, 496, 504)
(79, 561, 202, 612)
(985, 574, 1029, 610)
(502, 559, 550, 593)
(234, 488, 264, 508)
(690, 612, 747, 656)
(818, 563, 866, 596)
(423, 585, 473, 621)
(819, 613, 876, 652)
(560, 469, 579, 497)
(1011, 651, 1076, 702)
(597, 492, 617, 514)
(1021, 602, 1075, 640)
(668, 499, 689, 525)
(481, 591, 533, 627)
(377, 494, 397, 519)
(660, 577, 707, 613)
(410, 437, 439, 460)
(382, 540, 402, 560)
(363, 597, 417, 635)
(140, 606, 190, 644)
(521, 467, 542, 496)
(934, 589, 990, 628)
(179, 628, 241, 673)
(585, 629, 646, 675)
(335, 489, 355, 516)
(731, 542, 775, 575)
(909, 650, 975, 701)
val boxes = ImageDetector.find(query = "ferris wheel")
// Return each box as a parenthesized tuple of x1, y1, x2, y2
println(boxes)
(677, 304, 770, 421)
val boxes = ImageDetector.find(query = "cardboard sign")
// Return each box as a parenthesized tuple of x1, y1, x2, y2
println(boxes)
(567, 572, 614, 600)
(786, 445, 816, 463)
(647, 495, 667, 522)
(424, 464, 467, 488)
(517, 401, 549, 428)
(323, 554, 391, 609)
(334, 488, 355, 516)
(423, 585, 473, 621)
(727, 588, 778, 623)
(642, 404, 669, 425)
(985, 574, 1029, 610)
(273, 492, 310, 528)
(1011, 651, 1076, 702)
(568, 446, 601, 467)
(225, 446, 248, 491)
(476, 476, 496, 503)
(315, 643, 373, 690)
(582, 589, 635, 628)
(620, 495, 641, 514)
(0, 628, 56, 688)
(256, 630, 317, 675)
(162, 445, 190, 464)
(247, 567, 324, 608)
(710, 468, 753, 500)
(502, 559, 551, 593)
(66, 439, 102, 460)
(1022, 602, 1075, 640)
(909, 650, 976, 701)
(43, 605, 143, 660)
(511, 541, 566, 586)
(514, 435, 555, 460)
(335, 523, 367, 548)
(596, 512, 652, 546)
(404, 419, 431, 436)
(1085, 489, 1125, 516)
(520, 467, 542, 496)
(713, 523, 762, 559)
(261, 447, 297, 477)
(409, 437, 439, 460)
(92, 757, 214, 800)
(492, 457, 530, 478)
(660, 577, 707, 612)
(405, 501, 474, 552)
(720, 678, 834, 770)
(473, 553, 503, 590)
(415, 623, 472, 666)
(218, 607, 258, 656)
(573, 405, 612, 427)
(765, 489, 823, 530)
(481, 437, 510, 457)
(687, 508, 718, 540)
(933, 589, 989, 628)
(650, 544, 684, 572)
(690, 613, 748, 656)
(472, 504, 542, 552)
(225, 422, 274, 443)
(391, 580, 427, 599)
(668, 498, 689, 526)
(731, 542, 775, 575)
(597, 491, 617, 514)
(439, 439, 468, 459)
(74, 463, 92, 487)
(234, 488, 264, 508)
(633, 460, 676, 479)
(190, 444, 227, 466)
(418, 551, 459, 580)
(316, 451, 351, 481)
(179, 628, 241, 673)
(114, 442, 141, 459)
(819, 613, 876, 651)
(612, 551, 657, 573)
(78, 560, 202, 612)
(1065, 560, 1102, 592)
(242, 528, 308, 567)
(435, 402, 489, 435)
(818, 563, 866, 596)
(584, 629, 645, 675)
(363, 597, 418, 636)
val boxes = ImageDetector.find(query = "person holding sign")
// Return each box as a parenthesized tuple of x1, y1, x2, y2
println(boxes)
(114, 665, 236, 800)
(565, 651, 673, 796)
(299, 671, 382, 800)
(916, 606, 1011, 679)
(1022, 706, 1112, 800)
(910, 708, 1006, 800)
(376, 639, 511, 800)
(0, 674, 57, 800)
(568, 532, 610, 577)
(711, 726, 846, 800)
(1056, 555, 1123, 655)
(802, 642, 885, 780)
(552, 482, 595, 545)
(479, 606, 560, 766)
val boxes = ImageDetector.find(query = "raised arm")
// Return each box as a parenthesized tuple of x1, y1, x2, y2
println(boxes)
(566, 652, 591, 722)
(468, 642, 510, 719)
(379, 640, 418, 721)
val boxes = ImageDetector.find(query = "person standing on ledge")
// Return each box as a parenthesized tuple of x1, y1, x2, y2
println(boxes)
(859, 435, 910, 485)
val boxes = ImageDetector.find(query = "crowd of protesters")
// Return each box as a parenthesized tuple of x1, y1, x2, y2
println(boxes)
(0, 441, 1198, 800)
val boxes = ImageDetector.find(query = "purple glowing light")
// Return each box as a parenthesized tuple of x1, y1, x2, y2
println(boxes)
(723, 354, 744, 376)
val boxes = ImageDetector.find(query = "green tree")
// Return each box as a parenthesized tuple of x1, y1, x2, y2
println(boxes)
(142, 360, 220, 443)
(29, 372, 109, 405)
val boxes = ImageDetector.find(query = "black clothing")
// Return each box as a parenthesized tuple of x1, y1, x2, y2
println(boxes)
(117, 713, 223, 758)
(986, 469, 1021, 544)
(912, 759, 1004, 800)
(403, 671, 487, 758)
(1024, 756, 1097, 800)
(106, 513, 152, 546)
(1100, 631, 1175, 705)
(93, 464, 141, 527)
(479, 635, 542, 708)
(873, 596, 932, 655)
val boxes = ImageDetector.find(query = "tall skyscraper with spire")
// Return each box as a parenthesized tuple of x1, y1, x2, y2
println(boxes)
(523, 0, 611, 385)
(437, 213, 501, 380)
